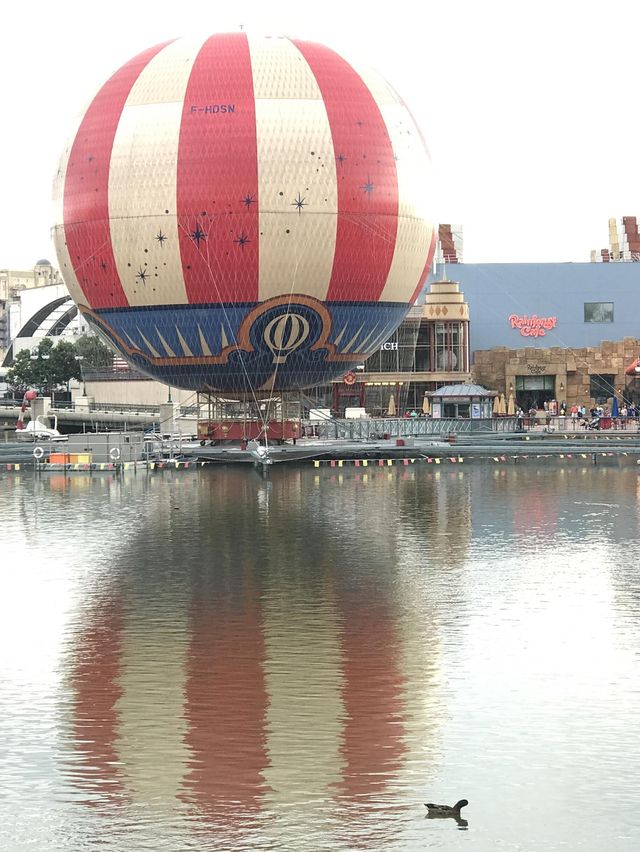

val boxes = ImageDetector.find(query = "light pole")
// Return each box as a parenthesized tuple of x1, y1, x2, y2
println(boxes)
(75, 355, 87, 396)
(42, 354, 51, 404)
(29, 351, 50, 396)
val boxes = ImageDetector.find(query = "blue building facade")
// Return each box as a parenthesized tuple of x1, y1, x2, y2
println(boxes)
(425, 263, 640, 352)
(420, 262, 640, 410)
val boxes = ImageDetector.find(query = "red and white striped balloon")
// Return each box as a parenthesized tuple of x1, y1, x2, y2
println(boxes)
(52, 34, 435, 393)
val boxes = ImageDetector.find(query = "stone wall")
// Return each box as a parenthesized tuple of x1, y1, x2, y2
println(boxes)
(472, 336, 640, 404)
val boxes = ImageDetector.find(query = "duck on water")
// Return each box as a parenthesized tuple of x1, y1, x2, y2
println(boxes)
(424, 799, 469, 826)
(424, 798, 468, 816)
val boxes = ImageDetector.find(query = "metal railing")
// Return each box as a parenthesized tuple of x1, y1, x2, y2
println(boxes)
(0, 397, 200, 419)
(311, 417, 518, 440)
(87, 401, 161, 415)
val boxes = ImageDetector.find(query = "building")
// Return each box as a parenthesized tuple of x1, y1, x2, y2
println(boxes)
(0, 276, 200, 406)
(3, 281, 82, 364)
(4, 225, 639, 414)
(335, 245, 640, 414)
(333, 274, 472, 416)
(433, 223, 463, 265)
(591, 216, 640, 262)
(0, 260, 61, 301)
(427, 262, 640, 409)
(0, 260, 63, 356)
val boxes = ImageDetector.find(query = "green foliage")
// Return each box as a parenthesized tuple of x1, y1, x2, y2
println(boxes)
(6, 334, 116, 392)
(73, 334, 115, 369)
(6, 338, 81, 390)
(50, 340, 81, 385)
(5, 348, 36, 388)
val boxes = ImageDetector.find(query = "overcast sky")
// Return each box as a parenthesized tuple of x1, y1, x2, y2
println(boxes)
(1, 0, 639, 269)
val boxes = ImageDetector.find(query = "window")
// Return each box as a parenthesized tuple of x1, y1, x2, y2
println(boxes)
(363, 323, 419, 373)
(584, 302, 613, 323)
(414, 323, 432, 371)
(589, 374, 615, 404)
(515, 376, 555, 392)
(443, 402, 470, 418)
(434, 323, 457, 370)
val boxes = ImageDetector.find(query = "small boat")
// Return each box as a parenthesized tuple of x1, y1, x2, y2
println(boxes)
(15, 414, 67, 443)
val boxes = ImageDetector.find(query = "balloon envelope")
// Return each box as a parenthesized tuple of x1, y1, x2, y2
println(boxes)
(53, 34, 435, 394)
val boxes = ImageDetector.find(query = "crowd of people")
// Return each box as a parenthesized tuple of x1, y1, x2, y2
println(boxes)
(514, 399, 640, 431)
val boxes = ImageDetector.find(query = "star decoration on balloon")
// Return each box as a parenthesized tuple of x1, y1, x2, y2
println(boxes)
(242, 193, 256, 209)
(291, 193, 307, 214)
(155, 230, 167, 247)
(336, 153, 347, 167)
(190, 224, 207, 246)
(136, 267, 148, 284)
(234, 232, 250, 248)
(361, 177, 374, 195)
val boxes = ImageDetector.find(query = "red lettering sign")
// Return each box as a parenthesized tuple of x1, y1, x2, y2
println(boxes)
(508, 314, 557, 337)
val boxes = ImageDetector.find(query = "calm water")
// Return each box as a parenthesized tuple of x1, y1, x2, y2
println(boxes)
(1, 462, 639, 851)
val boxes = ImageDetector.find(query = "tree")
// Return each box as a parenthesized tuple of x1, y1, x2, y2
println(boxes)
(49, 340, 81, 386)
(6, 338, 81, 395)
(5, 348, 38, 389)
(73, 335, 115, 369)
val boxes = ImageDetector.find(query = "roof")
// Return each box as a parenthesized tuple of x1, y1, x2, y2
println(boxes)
(428, 383, 495, 398)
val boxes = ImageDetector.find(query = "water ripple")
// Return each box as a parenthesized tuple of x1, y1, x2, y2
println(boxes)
(0, 465, 639, 850)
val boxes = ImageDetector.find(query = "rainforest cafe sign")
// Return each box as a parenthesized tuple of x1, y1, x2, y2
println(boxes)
(508, 313, 557, 337)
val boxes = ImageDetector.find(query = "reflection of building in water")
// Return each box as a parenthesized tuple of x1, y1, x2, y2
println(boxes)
(392, 470, 472, 567)
(481, 465, 640, 546)
(509, 474, 560, 540)
(61, 469, 444, 842)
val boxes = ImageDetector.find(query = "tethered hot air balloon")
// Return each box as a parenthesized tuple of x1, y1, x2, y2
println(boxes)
(52, 33, 436, 400)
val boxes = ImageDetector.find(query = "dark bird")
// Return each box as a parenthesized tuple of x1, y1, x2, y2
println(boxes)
(424, 799, 468, 817)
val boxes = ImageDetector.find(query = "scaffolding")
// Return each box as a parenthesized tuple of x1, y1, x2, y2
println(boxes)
(196, 391, 302, 445)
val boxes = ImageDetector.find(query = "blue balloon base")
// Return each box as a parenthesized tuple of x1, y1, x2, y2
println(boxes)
(82, 298, 411, 393)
